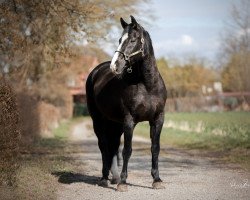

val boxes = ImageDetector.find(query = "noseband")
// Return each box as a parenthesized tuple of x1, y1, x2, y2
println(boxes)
(115, 37, 145, 73)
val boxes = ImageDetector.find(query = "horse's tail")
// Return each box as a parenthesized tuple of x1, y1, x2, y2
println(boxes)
(86, 63, 123, 171)
(85, 61, 111, 118)
(85, 70, 95, 118)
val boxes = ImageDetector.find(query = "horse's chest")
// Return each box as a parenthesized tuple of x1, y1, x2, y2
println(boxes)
(127, 93, 161, 121)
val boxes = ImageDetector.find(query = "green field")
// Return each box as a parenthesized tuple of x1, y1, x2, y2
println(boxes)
(134, 112, 250, 169)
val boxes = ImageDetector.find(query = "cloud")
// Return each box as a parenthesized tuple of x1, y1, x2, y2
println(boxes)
(236, 28, 250, 37)
(154, 34, 195, 51)
(181, 34, 193, 45)
(153, 34, 204, 58)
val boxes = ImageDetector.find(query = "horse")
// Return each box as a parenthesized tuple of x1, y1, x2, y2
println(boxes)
(86, 16, 167, 191)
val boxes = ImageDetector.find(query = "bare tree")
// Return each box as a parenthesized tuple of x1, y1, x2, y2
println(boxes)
(0, 0, 151, 81)
(220, 0, 250, 92)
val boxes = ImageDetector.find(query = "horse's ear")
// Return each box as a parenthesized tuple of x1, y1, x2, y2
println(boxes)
(120, 17, 128, 29)
(130, 15, 138, 28)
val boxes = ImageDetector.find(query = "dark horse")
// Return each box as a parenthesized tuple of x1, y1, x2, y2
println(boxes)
(86, 16, 167, 191)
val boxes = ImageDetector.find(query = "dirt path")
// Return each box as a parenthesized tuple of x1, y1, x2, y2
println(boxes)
(56, 119, 250, 200)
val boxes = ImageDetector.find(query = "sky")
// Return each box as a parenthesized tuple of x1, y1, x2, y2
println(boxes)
(107, 0, 238, 64)
(146, 0, 236, 62)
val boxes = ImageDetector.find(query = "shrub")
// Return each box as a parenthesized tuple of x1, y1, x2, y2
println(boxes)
(0, 79, 20, 186)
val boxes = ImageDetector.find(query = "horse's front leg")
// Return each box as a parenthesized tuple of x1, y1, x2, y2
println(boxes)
(150, 113, 165, 189)
(117, 116, 135, 192)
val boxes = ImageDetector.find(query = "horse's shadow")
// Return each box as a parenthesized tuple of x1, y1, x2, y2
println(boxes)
(51, 171, 152, 190)
(52, 171, 118, 191)
(52, 171, 99, 185)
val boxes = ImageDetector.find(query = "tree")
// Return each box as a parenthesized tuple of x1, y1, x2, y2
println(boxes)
(220, 0, 250, 92)
(157, 57, 216, 97)
(0, 0, 150, 82)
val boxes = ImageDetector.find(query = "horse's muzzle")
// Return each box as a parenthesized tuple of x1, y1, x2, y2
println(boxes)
(110, 64, 123, 75)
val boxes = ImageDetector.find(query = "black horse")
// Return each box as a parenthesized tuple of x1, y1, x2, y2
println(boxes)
(86, 16, 167, 191)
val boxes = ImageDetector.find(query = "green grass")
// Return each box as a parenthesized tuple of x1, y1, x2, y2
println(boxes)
(33, 117, 85, 150)
(135, 112, 250, 149)
(134, 112, 250, 169)
(8, 117, 87, 199)
(52, 116, 85, 139)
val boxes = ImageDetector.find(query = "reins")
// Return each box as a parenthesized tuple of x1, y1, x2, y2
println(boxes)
(115, 37, 145, 73)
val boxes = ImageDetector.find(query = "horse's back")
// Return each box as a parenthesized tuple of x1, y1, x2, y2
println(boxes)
(86, 61, 111, 87)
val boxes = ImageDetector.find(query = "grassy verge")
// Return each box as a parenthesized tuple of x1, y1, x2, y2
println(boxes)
(52, 116, 85, 139)
(3, 117, 86, 200)
(134, 112, 250, 170)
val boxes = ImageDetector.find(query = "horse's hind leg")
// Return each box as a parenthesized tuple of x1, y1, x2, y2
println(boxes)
(110, 154, 120, 184)
(106, 121, 123, 184)
(117, 115, 135, 192)
(93, 119, 122, 187)
(92, 119, 110, 187)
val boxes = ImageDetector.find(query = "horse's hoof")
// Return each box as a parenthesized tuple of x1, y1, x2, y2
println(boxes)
(152, 181, 165, 189)
(111, 177, 120, 184)
(117, 183, 128, 192)
(98, 178, 108, 187)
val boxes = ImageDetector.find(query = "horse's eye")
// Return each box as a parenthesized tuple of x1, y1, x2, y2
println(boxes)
(119, 38, 121, 44)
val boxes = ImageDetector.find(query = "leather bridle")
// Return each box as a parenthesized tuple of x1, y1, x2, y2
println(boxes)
(114, 37, 145, 73)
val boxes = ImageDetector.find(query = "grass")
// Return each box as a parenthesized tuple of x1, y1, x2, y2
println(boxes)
(1, 117, 87, 199)
(134, 112, 250, 170)
(52, 116, 84, 139)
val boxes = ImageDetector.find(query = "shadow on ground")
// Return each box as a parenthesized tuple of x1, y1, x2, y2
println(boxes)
(51, 171, 154, 190)
(52, 171, 99, 185)
(52, 171, 120, 191)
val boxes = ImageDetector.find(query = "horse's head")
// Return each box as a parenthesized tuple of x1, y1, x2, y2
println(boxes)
(110, 16, 145, 75)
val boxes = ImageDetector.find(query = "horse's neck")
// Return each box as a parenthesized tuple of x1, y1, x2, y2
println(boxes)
(141, 55, 159, 90)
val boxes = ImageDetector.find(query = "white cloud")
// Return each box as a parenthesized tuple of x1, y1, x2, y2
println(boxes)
(236, 28, 250, 37)
(181, 34, 193, 45)
(154, 34, 195, 52)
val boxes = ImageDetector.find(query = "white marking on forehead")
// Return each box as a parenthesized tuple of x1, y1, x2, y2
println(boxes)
(110, 33, 129, 68)
(119, 33, 128, 48)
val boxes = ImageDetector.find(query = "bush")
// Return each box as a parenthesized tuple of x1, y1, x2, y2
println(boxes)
(37, 101, 61, 138)
(0, 79, 20, 186)
(16, 91, 40, 146)
(34, 79, 73, 119)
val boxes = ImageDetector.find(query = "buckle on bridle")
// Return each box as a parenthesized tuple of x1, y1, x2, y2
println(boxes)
(127, 67, 132, 73)
(124, 54, 130, 61)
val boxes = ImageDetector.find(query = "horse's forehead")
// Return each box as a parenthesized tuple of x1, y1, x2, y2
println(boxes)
(122, 28, 129, 37)
(121, 32, 128, 42)
(123, 25, 142, 37)
(122, 25, 135, 36)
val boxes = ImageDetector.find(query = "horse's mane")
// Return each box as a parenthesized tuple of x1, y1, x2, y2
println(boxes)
(139, 24, 155, 57)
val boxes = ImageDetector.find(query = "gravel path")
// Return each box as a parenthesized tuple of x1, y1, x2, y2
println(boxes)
(57, 119, 250, 200)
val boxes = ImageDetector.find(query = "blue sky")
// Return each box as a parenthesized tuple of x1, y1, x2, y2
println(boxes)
(107, 0, 238, 64)
(144, 0, 235, 62)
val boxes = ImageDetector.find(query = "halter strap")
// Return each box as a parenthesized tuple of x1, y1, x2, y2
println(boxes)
(114, 37, 145, 73)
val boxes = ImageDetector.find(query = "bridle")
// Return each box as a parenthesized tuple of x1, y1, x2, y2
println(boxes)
(114, 37, 145, 73)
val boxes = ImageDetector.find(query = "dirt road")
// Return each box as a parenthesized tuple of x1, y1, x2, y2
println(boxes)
(55, 119, 250, 200)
